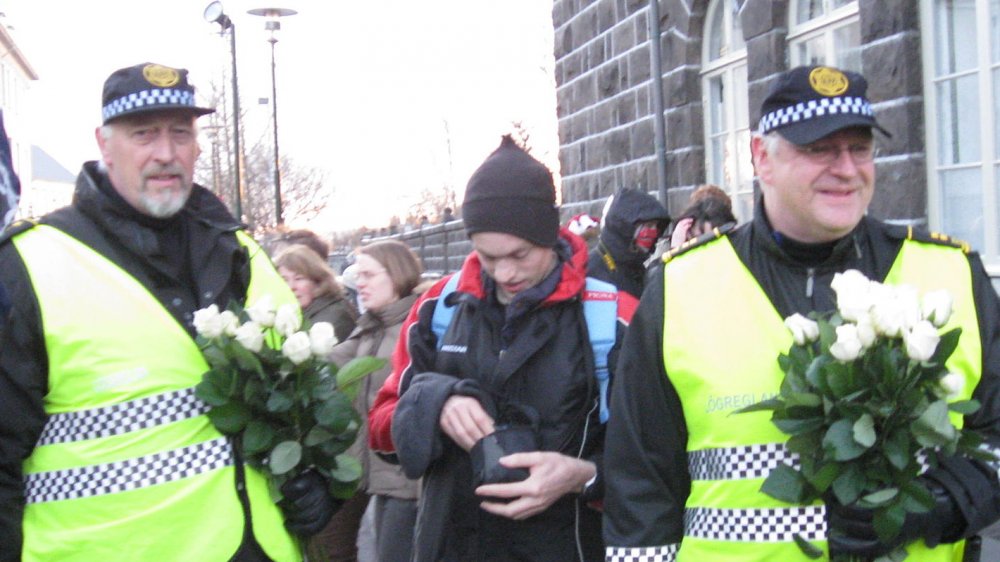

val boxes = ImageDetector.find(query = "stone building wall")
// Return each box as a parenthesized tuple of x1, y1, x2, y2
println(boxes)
(551, 0, 928, 225)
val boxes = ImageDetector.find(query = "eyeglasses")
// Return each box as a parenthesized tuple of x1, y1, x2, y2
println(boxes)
(793, 142, 880, 165)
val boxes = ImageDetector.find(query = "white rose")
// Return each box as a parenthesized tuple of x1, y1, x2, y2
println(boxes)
(245, 295, 277, 327)
(894, 284, 922, 331)
(904, 320, 940, 362)
(855, 316, 877, 349)
(282, 332, 313, 365)
(922, 289, 954, 328)
(309, 322, 338, 357)
(831, 270, 874, 322)
(784, 313, 820, 346)
(829, 324, 863, 362)
(219, 310, 240, 337)
(939, 372, 965, 399)
(193, 305, 225, 338)
(234, 321, 265, 353)
(274, 304, 302, 337)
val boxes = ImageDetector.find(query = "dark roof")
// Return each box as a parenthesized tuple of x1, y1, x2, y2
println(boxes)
(31, 145, 74, 183)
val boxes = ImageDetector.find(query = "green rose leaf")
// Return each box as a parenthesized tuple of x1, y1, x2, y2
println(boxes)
(195, 371, 231, 406)
(874, 504, 906, 543)
(734, 397, 784, 414)
(831, 465, 865, 506)
(315, 392, 356, 433)
(931, 327, 962, 365)
(206, 401, 250, 434)
(305, 425, 335, 447)
(860, 487, 898, 507)
(760, 464, 808, 503)
(792, 534, 824, 560)
(329, 454, 363, 483)
(242, 420, 276, 454)
(948, 399, 981, 415)
(883, 429, 912, 470)
(269, 440, 302, 475)
(337, 356, 385, 390)
(327, 476, 360, 500)
(900, 480, 935, 513)
(913, 400, 957, 447)
(852, 413, 877, 448)
(823, 418, 868, 461)
(784, 392, 822, 408)
(773, 414, 825, 435)
(266, 389, 295, 413)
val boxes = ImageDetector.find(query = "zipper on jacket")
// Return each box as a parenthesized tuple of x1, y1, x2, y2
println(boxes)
(805, 267, 816, 299)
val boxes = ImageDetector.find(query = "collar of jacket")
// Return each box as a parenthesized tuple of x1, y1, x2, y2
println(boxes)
(453, 226, 589, 306)
(354, 292, 418, 334)
(750, 196, 865, 269)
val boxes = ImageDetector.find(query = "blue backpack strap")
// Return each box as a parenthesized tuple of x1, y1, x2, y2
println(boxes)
(432, 273, 461, 350)
(583, 277, 618, 423)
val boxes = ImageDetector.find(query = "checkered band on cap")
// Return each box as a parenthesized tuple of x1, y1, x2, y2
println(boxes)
(605, 544, 679, 562)
(25, 437, 233, 504)
(102, 88, 200, 121)
(688, 443, 798, 481)
(757, 96, 873, 135)
(684, 505, 827, 543)
(37, 387, 209, 446)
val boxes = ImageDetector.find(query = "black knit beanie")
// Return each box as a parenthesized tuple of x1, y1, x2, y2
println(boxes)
(462, 135, 559, 247)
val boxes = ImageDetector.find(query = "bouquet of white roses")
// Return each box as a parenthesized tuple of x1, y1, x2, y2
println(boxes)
(739, 269, 993, 561)
(192, 295, 384, 499)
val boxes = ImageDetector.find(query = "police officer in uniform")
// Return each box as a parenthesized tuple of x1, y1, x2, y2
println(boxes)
(604, 65, 1000, 561)
(0, 63, 336, 561)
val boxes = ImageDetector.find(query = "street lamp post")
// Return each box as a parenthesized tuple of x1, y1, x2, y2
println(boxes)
(249, 6, 296, 227)
(203, 1, 244, 222)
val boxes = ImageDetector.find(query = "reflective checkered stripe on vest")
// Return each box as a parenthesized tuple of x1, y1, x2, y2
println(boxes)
(658, 237, 979, 562)
(13, 226, 301, 562)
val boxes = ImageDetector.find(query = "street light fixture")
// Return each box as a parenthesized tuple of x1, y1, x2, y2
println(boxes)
(203, 1, 244, 223)
(248, 6, 297, 227)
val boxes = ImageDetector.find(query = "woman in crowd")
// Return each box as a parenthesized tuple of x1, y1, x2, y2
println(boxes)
(275, 244, 358, 342)
(313, 239, 425, 562)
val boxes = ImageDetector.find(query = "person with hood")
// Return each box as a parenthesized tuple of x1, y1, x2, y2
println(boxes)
(0, 62, 335, 562)
(587, 187, 669, 299)
(368, 135, 635, 562)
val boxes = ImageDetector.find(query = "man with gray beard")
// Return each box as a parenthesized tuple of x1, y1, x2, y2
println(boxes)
(0, 62, 336, 561)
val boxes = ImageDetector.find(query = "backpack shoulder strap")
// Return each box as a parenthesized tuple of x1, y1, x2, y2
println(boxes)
(432, 273, 461, 350)
(583, 277, 618, 423)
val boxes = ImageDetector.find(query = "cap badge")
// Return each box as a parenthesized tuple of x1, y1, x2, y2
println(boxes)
(809, 67, 849, 97)
(142, 64, 181, 88)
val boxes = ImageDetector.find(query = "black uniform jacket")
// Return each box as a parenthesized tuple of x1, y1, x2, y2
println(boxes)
(604, 205, 1000, 552)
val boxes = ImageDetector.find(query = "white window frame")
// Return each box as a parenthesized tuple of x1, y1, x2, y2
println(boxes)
(788, 1, 862, 70)
(921, 0, 1000, 274)
(701, 0, 753, 222)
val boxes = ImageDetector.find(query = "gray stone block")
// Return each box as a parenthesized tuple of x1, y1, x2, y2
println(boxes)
(858, 0, 919, 41)
(612, 17, 639, 57)
(740, 0, 787, 40)
(871, 98, 924, 155)
(862, 32, 923, 100)
(598, 0, 616, 35)
(869, 155, 928, 222)
(631, 116, 656, 158)
(629, 48, 652, 86)
(617, 90, 639, 125)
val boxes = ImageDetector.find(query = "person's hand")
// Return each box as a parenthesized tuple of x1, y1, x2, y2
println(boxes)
(279, 470, 342, 537)
(827, 479, 961, 558)
(475, 452, 595, 520)
(670, 217, 695, 248)
(440, 395, 495, 451)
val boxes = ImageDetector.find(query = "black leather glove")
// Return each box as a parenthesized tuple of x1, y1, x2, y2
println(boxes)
(279, 470, 343, 537)
(827, 478, 964, 558)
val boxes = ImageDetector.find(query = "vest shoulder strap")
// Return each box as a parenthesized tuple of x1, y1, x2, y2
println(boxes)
(431, 273, 619, 422)
(0, 217, 37, 246)
(896, 224, 971, 254)
(662, 221, 736, 264)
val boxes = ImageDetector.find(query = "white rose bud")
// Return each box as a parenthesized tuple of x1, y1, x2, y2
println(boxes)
(282, 331, 313, 365)
(922, 289, 954, 328)
(855, 316, 877, 349)
(939, 372, 965, 399)
(829, 324, 863, 362)
(234, 321, 265, 353)
(784, 313, 820, 346)
(831, 270, 874, 322)
(245, 295, 277, 327)
(274, 304, 302, 338)
(904, 320, 941, 362)
(219, 310, 240, 337)
(870, 289, 906, 338)
(193, 305, 224, 338)
(895, 284, 922, 331)
(309, 322, 338, 357)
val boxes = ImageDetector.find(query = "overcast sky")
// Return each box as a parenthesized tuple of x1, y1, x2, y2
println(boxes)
(6, 0, 560, 232)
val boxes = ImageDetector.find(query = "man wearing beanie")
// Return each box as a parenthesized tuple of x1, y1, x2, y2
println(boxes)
(369, 135, 634, 561)
(604, 65, 1000, 561)
(0, 63, 336, 561)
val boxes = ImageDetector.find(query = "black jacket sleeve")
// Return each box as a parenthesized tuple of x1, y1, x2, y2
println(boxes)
(0, 246, 48, 560)
(603, 266, 690, 549)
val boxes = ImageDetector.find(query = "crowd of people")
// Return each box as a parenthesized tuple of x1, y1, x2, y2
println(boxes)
(1, 60, 999, 562)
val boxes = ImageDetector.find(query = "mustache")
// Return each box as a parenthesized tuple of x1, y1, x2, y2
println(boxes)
(141, 164, 186, 180)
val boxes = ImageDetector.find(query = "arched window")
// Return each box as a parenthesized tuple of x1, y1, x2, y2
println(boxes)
(922, 0, 1000, 269)
(701, 0, 752, 221)
(788, 0, 861, 71)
